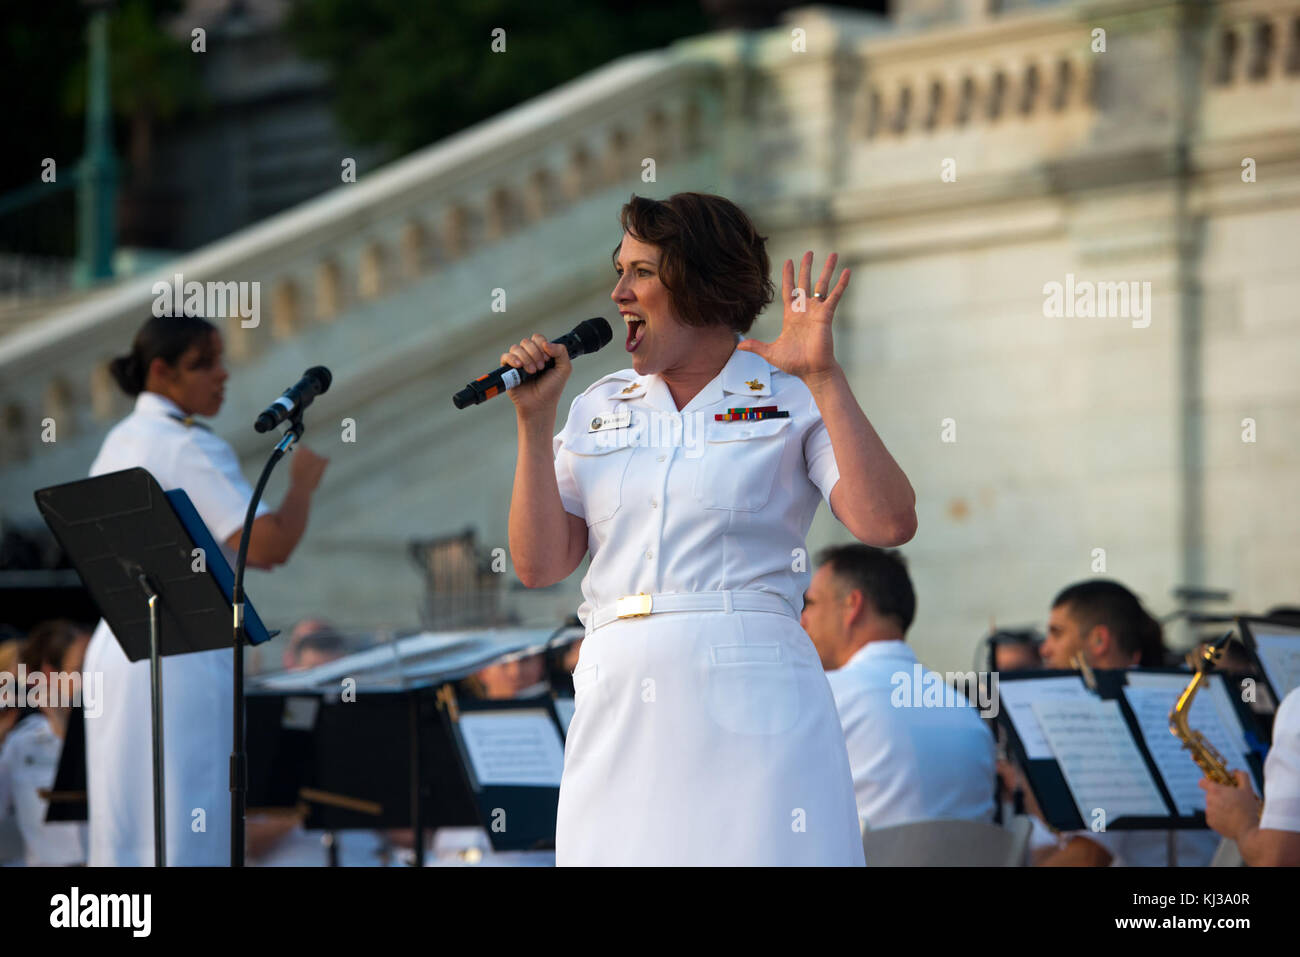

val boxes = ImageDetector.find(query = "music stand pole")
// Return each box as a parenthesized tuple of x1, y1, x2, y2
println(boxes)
(139, 574, 167, 867)
(411, 692, 425, 867)
(231, 415, 303, 867)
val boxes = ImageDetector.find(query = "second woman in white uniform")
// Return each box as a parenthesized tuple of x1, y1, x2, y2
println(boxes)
(503, 193, 917, 865)
(83, 314, 327, 865)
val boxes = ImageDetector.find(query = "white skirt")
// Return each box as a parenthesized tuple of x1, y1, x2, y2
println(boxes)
(556, 607, 865, 866)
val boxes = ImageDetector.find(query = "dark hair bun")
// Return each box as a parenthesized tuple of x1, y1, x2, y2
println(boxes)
(108, 353, 144, 397)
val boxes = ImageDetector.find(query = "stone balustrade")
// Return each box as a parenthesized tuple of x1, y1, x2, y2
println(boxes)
(0, 50, 718, 474)
(1210, 0, 1300, 85)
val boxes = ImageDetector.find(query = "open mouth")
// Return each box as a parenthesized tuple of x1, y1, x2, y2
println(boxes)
(624, 316, 646, 353)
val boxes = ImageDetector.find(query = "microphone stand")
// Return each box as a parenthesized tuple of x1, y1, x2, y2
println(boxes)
(230, 411, 304, 866)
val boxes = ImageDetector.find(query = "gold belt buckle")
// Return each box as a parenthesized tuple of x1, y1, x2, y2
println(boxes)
(615, 593, 653, 619)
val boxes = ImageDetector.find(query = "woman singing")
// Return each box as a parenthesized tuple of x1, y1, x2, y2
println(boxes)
(502, 193, 916, 865)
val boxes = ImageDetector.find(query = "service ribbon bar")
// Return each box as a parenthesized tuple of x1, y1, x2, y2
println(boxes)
(714, 409, 790, 421)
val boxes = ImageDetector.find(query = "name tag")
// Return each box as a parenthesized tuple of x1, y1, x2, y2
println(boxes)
(588, 409, 631, 433)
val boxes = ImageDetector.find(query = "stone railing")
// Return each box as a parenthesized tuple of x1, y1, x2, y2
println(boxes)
(856, 18, 1095, 142)
(1207, 0, 1300, 85)
(0, 49, 720, 480)
(6, 0, 1292, 495)
(1202, 0, 1300, 142)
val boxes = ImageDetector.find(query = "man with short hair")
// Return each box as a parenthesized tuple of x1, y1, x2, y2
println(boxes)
(1039, 579, 1166, 669)
(802, 545, 995, 833)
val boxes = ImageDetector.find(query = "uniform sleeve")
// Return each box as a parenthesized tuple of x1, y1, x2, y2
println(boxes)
(174, 433, 273, 544)
(1260, 689, 1300, 833)
(553, 394, 585, 521)
(803, 393, 841, 507)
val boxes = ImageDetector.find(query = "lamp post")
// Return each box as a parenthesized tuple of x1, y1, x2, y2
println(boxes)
(75, 0, 118, 286)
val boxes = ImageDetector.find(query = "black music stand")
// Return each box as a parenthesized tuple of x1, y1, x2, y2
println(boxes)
(43, 703, 88, 824)
(246, 686, 481, 866)
(35, 467, 272, 866)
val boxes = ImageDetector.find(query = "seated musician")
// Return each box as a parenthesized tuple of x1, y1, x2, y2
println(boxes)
(249, 621, 387, 866)
(802, 545, 996, 833)
(1034, 580, 1217, 866)
(1200, 684, 1300, 866)
(0, 620, 91, 866)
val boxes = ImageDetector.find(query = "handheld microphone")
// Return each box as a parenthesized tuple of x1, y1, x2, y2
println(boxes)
(254, 366, 333, 432)
(453, 317, 612, 409)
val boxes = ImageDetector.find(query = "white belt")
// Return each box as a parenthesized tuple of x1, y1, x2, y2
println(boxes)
(589, 590, 796, 632)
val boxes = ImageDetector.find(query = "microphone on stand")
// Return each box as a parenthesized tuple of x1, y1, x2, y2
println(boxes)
(254, 367, 333, 432)
(453, 318, 612, 409)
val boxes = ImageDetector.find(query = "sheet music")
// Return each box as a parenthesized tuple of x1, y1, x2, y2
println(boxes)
(1125, 671, 1248, 755)
(998, 677, 1093, 759)
(1123, 673, 1257, 814)
(1032, 697, 1169, 824)
(1253, 629, 1300, 701)
(458, 709, 565, 787)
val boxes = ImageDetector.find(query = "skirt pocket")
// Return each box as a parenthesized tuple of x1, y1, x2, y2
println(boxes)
(705, 642, 802, 736)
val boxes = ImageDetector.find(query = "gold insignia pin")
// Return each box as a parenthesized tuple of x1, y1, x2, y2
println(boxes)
(746, 379, 763, 391)
(621, 383, 640, 394)
(167, 412, 209, 431)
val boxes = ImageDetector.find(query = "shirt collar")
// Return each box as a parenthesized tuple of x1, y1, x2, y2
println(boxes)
(686, 345, 774, 412)
(720, 346, 773, 400)
(606, 344, 774, 414)
(135, 391, 186, 420)
(842, 639, 916, 670)
(135, 391, 211, 430)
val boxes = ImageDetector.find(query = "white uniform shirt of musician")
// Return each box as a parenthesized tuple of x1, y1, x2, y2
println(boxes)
(0, 713, 87, 865)
(83, 391, 270, 865)
(826, 641, 997, 830)
(1259, 686, 1300, 834)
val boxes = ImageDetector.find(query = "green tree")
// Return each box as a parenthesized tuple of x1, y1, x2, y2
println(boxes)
(286, 0, 710, 155)
(63, 0, 201, 179)
(2, 0, 198, 255)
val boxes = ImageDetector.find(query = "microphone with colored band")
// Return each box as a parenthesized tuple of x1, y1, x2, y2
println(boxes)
(254, 366, 333, 432)
(453, 317, 612, 409)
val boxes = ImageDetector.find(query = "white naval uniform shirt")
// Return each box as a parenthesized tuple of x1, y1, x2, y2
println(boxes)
(83, 391, 270, 866)
(825, 640, 997, 831)
(0, 714, 87, 865)
(552, 347, 840, 628)
(1259, 685, 1300, 833)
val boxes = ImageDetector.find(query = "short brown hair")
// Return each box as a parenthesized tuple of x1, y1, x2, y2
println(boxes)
(612, 193, 775, 334)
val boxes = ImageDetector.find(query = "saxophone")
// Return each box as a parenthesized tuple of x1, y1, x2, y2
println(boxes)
(1169, 634, 1238, 787)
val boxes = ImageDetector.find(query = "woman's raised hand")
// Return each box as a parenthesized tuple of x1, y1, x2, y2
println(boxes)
(737, 251, 850, 386)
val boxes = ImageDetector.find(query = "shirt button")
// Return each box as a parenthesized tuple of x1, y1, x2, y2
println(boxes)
(656, 454, 666, 462)
(645, 550, 654, 560)
(650, 498, 658, 508)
